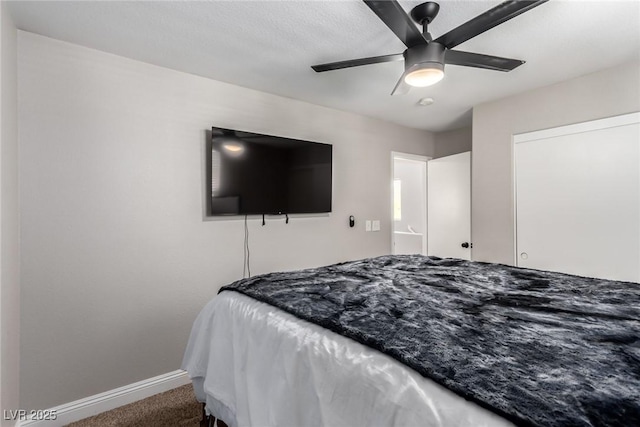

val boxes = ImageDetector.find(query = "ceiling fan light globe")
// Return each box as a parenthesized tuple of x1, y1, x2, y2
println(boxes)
(404, 67, 444, 87)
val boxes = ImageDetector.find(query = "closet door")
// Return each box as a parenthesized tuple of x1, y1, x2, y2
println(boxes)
(514, 113, 640, 282)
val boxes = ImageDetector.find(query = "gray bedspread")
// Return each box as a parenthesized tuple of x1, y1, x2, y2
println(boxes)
(220, 255, 640, 426)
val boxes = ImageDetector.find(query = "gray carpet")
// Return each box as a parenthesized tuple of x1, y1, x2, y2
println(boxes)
(66, 384, 201, 426)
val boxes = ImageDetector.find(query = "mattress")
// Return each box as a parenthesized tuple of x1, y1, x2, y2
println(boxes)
(182, 291, 514, 427)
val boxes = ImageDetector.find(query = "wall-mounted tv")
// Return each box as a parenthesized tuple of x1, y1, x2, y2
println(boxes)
(209, 127, 332, 216)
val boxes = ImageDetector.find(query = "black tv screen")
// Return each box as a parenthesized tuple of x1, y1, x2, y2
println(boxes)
(209, 127, 332, 216)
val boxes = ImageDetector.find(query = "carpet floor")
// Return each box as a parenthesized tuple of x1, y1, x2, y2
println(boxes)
(66, 384, 201, 427)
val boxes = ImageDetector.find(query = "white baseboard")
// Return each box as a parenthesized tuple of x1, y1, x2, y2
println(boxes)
(16, 370, 191, 427)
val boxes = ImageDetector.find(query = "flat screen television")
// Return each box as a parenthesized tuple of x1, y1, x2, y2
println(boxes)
(209, 127, 332, 216)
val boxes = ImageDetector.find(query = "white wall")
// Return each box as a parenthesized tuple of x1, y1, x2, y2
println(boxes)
(18, 31, 435, 410)
(433, 127, 471, 159)
(472, 61, 640, 264)
(0, 3, 20, 426)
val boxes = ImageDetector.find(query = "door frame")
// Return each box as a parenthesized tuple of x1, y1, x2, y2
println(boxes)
(390, 152, 431, 255)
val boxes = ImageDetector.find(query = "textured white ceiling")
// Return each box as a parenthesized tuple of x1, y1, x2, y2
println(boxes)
(7, 0, 640, 131)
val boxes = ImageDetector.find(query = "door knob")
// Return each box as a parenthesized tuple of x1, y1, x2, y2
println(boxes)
(461, 242, 471, 248)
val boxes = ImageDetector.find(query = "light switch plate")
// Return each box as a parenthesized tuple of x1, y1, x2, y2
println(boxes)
(372, 220, 380, 231)
(365, 220, 372, 232)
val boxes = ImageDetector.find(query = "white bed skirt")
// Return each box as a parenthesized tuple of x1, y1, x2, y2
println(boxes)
(181, 292, 514, 427)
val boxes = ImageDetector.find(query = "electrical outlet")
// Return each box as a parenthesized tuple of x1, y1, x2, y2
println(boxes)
(372, 220, 381, 231)
(365, 220, 372, 232)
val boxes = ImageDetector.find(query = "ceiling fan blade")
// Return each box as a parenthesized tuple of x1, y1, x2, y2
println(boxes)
(445, 50, 524, 71)
(312, 53, 403, 73)
(391, 72, 411, 96)
(363, 0, 429, 47)
(435, 0, 548, 49)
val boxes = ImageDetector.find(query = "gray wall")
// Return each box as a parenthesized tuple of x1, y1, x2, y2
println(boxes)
(472, 61, 640, 264)
(1, 4, 19, 426)
(433, 127, 471, 159)
(18, 31, 435, 410)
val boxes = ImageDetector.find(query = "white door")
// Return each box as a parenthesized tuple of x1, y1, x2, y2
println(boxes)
(392, 153, 428, 255)
(427, 152, 471, 260)
(515, 112, 640, 282)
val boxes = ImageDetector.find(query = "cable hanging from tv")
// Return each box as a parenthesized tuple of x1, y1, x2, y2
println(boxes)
(243, 214, 251, 278)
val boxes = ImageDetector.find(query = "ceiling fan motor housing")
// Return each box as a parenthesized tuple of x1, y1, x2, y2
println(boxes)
(404, 42, 445, 72)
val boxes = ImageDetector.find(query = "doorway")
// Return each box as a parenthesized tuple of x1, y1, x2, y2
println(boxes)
(391, 152, 428, 255)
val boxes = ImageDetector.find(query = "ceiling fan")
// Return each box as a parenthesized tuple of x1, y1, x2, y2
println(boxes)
(312, 0, 548, 95)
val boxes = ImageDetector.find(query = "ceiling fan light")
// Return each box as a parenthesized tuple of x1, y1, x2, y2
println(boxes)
(221, 141, 245, 156)
(404, 66, 444, 87)
(213, 134, 246, 158)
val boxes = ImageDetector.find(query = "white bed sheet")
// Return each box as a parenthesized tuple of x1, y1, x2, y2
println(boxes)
(181, 292, 515, 427)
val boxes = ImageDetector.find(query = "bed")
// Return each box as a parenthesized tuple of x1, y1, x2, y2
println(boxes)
(181, 255, 640, 427)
